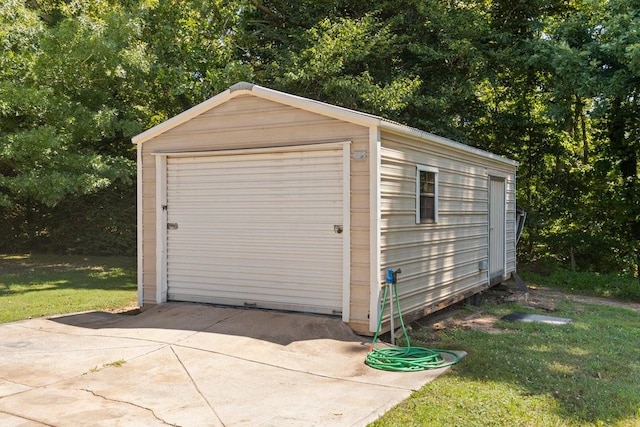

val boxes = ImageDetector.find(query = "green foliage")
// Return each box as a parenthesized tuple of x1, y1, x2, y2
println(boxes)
(0, 0, 140, 209)
(526, 0, 640, 272)
(520, 267, 640, 301)
(0, 184, 136, 256)
(240, 2, 424, 119)
(1, 0, 640, 270)
(0, 253, 136, 323)
(43, 184, 136, 256)
(274, 14, 422, 114)
(140, 0, 253, 115)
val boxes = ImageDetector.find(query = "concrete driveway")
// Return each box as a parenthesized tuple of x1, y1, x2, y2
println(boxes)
(0, 303, 463, 426)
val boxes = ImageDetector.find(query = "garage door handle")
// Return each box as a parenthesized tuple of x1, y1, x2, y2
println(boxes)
(167, 223, 179, 230)
(334, 225, 343, 234)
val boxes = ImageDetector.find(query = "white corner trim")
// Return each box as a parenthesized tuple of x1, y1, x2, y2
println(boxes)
(155, 156, 168, 303)
(502, 178, 508, 277)
(369, 126, 382, 333)
(342, 143, 351, 323)
(136, 144, 143, 307)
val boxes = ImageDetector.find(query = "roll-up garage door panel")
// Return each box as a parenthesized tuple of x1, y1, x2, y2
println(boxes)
(165, 149, 344, 314)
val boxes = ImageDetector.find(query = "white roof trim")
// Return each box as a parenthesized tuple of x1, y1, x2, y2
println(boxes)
(132, 82, 518, 167)
(249, 85, 380, 128)
(132, 87, 232, 144)
(132, 82, 377, 145)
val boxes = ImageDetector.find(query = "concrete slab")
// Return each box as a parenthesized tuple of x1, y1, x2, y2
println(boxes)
(0, 303, 464, 426)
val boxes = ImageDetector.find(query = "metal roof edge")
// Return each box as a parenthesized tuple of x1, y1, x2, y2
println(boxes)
(379, 120, 519, 167)
(229, 81, 254, 92)
(131, 82, 518, 168)
(132, 82, 379, 145)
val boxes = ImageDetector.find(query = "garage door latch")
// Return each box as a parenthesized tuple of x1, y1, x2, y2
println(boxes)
(333, 225, 343, 234)
(167, 223, 179, 230)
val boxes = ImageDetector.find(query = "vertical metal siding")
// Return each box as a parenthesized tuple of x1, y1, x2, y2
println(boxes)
(165, 148, 345, 314)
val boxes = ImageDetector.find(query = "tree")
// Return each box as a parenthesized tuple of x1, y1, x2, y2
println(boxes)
(0, 0, 152, 252)
(0, 0, 145, 208)
(532, 0, 640, 272)
(140, 0, 253, 122)
(237, 0, 421, 119)
(1, 0, 638, 273)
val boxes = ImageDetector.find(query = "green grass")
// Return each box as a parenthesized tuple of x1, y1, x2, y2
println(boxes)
(0, 253, 137, 323)
(371, 300, 640, 426)
(520, 267, 640, 302)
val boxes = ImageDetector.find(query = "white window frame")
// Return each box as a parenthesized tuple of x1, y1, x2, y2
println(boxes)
(416, 165, 439, 224)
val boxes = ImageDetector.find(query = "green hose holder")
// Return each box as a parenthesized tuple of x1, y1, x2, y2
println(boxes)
(365, 273, 462, 372)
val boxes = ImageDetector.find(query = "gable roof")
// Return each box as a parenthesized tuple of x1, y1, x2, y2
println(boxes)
(132, 82, 518, 167)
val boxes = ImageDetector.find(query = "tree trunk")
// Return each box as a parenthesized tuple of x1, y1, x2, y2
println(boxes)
(576, 95, 588, 164)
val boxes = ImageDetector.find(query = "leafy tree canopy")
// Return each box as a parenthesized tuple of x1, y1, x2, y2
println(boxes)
(1, 0, 640, 273)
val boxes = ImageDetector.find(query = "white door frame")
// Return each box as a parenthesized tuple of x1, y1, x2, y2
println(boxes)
(153, 142, 351, 321)
(488, 175, 507, 284)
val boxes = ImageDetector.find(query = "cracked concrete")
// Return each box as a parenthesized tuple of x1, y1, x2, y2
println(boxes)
(0, 303, 463, 426)
(80, 388, 176, 425)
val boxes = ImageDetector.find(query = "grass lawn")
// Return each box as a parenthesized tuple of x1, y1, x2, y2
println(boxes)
(371, 297, 640, 426)
(0, 253, 137, 323)
(520, 267, 640, 302)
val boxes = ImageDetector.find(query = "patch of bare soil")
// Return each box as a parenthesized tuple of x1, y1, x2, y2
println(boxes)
(106, 304, 142, 315)
(444, 312, 504, 334)
(412, 281, 640, 337)
(525, 287, 640, 313)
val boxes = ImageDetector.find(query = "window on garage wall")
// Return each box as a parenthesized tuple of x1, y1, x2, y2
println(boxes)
(416, 165, 438, 224)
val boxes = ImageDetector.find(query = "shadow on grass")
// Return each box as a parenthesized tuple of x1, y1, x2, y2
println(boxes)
(434, 302, 640, 425)
(0, 253, 136, 296)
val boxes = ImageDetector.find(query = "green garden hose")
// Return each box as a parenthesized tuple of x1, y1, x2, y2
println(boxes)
(365, 282, 462, 372)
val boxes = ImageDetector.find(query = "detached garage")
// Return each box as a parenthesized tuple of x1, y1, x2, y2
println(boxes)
(133, 82, 518, 335)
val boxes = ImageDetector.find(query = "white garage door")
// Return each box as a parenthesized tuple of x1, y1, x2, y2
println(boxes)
(164, 146, 347, 315)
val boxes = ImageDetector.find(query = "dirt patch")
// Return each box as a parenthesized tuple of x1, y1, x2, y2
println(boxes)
(411, 281, 640, 337)
(526, 287, 640, 313)
(431, 311, 504, 334)
(412, 307, 504, 338)
(106, 305, 141, 316)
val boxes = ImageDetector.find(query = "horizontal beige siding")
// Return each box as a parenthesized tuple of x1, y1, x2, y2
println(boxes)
(379, 131, 517, 324)
(139, 95, 371, 325)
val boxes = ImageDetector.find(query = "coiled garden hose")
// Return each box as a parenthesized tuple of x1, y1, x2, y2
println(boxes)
(365, 282, 462, 372)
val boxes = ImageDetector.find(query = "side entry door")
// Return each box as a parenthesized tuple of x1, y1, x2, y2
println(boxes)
(489, 176, 506, 285)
